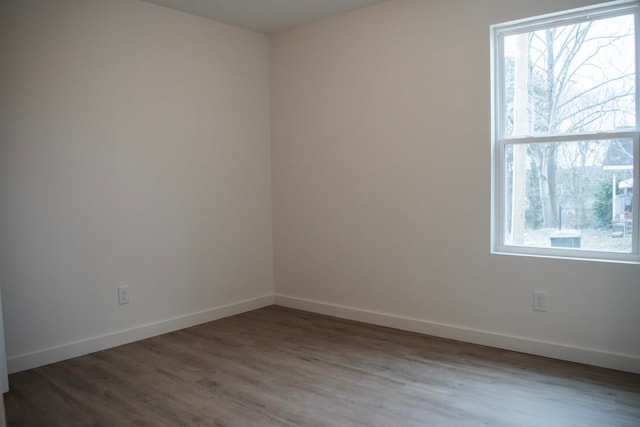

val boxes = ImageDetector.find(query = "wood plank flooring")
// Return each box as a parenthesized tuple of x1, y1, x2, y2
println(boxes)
(5, 305, 640, 426)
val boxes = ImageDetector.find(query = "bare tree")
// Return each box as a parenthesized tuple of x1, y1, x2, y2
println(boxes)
(506, 16, 635, 230)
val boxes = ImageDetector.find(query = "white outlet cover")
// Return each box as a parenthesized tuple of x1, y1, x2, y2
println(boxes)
(533, 291, 547, 312)
(118, 286, 130, 305)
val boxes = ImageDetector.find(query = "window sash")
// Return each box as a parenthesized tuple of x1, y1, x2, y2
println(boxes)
(494, 134, 640, 262)
(494, 4, 640, 140)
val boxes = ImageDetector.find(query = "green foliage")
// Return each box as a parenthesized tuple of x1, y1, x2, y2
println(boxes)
(593, 179, 613, 229)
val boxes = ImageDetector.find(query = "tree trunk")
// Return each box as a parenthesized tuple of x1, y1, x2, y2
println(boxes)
(531, 145, 558, 229)
(511, 33, 529, 243)
(536, 29, 559, 229)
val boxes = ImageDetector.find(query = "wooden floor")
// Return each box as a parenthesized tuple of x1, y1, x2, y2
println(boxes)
(5, 306, 640, 427)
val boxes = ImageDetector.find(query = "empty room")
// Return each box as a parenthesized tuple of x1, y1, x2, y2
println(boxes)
(1, 0, 639, 425)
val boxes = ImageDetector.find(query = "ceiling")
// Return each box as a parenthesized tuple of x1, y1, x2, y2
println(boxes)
(141, 0, 386, 34)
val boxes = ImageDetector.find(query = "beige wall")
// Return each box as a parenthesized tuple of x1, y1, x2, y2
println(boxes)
(1, 0, 639, 376)
(271, 0, 640, 371)
(0, 0, 273, 370)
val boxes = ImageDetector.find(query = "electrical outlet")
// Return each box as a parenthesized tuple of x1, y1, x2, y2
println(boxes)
(533, 291, 547, 312)
(118, 286, 129, 305)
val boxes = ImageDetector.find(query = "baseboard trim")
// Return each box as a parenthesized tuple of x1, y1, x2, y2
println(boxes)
(7, 294, 275, 374)
(10, 294, 639, 375)
(274, 295, 640, 374)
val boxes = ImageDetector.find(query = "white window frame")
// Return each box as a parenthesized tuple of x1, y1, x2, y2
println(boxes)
(491, 0, 640, 263)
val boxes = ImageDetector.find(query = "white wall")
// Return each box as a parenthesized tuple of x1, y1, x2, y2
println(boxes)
(0, 290, 7, 392)
(0, 0, 273, 372)
(271, 0, 640, 372)
(1, 0, 638, 377)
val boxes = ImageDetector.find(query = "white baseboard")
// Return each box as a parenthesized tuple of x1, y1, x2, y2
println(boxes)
(7, 294, 274, 374)
(10, 293, 639, 375)
(274, 294, 640, 374)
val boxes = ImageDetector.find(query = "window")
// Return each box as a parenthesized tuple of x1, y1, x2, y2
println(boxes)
(491, 1, 640, 262)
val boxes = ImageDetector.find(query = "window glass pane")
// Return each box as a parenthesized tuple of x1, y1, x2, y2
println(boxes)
(504, 139, 634, 253)
(503, 14, 636, 137)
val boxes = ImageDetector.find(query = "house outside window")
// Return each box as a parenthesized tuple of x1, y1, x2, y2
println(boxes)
(491, 0, 640, 262)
